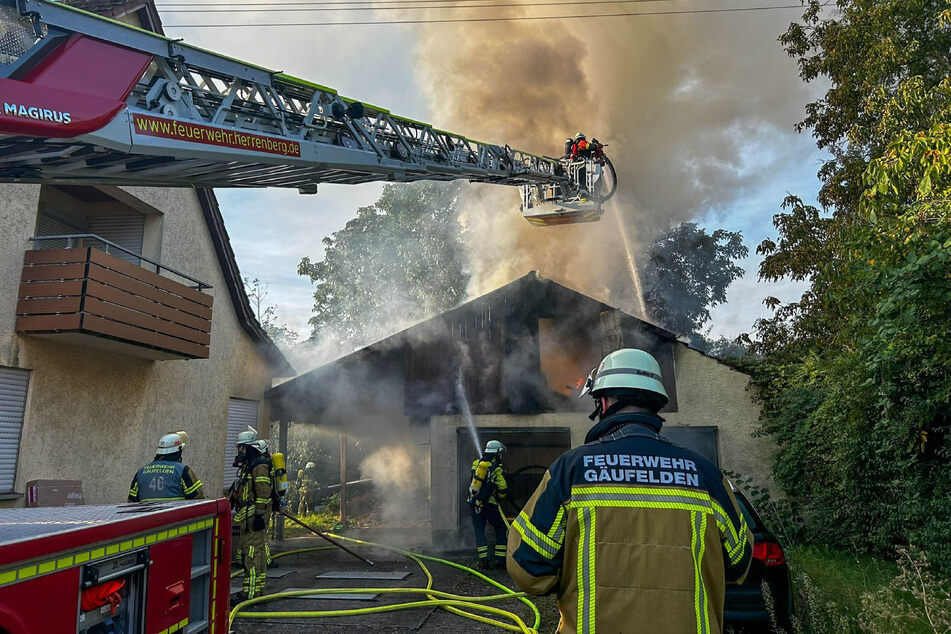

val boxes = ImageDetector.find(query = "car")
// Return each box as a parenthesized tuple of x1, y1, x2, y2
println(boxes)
(724, 489, 794, 632)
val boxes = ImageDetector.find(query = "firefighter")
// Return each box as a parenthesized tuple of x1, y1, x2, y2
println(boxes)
(467, 440, 509, 570)
(128, 432, 204, 502)
(507, 349, 753, 633)
(563, 137, 574, 159)
(570, 132, 592, 159)
(230, 435, 273, 602)
(297, 461, 318, 515)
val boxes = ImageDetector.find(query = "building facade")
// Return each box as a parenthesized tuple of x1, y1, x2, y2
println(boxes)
(270, 272, 771, 546)
(0, 0, 288, 508)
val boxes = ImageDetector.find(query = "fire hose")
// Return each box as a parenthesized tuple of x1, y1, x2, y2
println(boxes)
(229, 517, 539, 633)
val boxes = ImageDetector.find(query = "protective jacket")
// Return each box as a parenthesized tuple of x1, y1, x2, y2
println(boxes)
(508, 413, 753, 634)
(470, 458, 508, 506)
(128, 459, 204, 502)
(232, 456, 274, 529)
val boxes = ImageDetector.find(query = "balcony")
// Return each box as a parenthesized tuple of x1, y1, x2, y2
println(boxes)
(16, 239, 213, 360)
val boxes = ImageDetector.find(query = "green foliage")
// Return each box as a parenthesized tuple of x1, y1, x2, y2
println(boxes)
(298, 181, 469, 346)
(640, 222, 748, 337)
(751, 1, 951, 574)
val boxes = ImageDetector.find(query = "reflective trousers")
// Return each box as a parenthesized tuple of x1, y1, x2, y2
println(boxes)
(471, 503, 507, 565)
(239, 528, 268, 598)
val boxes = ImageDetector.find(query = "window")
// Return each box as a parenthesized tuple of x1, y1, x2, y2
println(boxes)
(225, 398, 259, 488)
(34, 187, 146, 265)
(662, 426, 719, 466)
(0, 367, 29, 493)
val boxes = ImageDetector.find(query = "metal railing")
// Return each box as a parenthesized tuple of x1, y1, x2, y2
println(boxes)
(28, 234, 212, 291)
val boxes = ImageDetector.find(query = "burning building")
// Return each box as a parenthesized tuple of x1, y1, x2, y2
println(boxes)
(269, 272, 770, 546)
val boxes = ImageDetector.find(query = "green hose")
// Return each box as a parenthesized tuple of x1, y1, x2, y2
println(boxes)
(229, 534, 540, 633)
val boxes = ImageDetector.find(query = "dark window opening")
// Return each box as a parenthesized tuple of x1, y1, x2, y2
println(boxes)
(456, 427, 571, 527)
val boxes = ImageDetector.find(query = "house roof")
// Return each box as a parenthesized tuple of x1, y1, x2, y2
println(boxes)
(267, 271, 677, 415)
(63, 0, 291, 374)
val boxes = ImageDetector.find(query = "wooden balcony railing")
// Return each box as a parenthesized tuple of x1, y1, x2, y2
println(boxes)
(16, 247, 213, 359)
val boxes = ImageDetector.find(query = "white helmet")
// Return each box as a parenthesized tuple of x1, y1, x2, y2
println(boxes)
(484, 440, 506, 455)
(249, 439, 268, 454)
(305, 462, 316, 469)
(157, 433, 184, 455)
(236, 426, 258, 446)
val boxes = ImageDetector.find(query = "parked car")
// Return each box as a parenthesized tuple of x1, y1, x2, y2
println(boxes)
(724, 489, 794, 632)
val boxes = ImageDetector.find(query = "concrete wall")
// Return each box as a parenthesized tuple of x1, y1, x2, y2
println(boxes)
(0, 185, 274, 506)
(429, 343, 771, 545)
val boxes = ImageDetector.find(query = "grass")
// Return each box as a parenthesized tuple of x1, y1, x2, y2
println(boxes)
(783, 546, 951, 634)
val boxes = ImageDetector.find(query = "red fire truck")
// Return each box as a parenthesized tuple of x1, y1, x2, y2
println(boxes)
(0, 499, 231, 634)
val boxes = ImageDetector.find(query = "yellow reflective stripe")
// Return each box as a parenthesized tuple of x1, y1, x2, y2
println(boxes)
(0, 570, 15, 585)
(183, 480, 203, 494)
(547, 507, 566, 542)
(577, 507, 596, 634)
(91, 548, 105, 560)
(254, 477, 271, 483)
(572, 485, 712, 499)
(512, 511, 561, 559)
(38, 561, 55, 574)
(691, 511, 710, 634)
(17, 565, 36, 579)
(569, 487, 746, 553)
(255, 498, 271, 504)
(57, 556, 74, 569)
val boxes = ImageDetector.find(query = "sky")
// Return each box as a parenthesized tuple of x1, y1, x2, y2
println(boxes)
(161, 1, 827, 357)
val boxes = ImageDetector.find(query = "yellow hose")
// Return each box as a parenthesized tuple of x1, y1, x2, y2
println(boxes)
(229, 535, 540, 633)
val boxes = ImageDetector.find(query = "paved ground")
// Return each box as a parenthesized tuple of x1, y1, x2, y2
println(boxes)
(230, 532, 560, 633)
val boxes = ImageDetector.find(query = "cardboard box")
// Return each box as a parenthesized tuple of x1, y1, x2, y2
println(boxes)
(25, 480, 84, 507)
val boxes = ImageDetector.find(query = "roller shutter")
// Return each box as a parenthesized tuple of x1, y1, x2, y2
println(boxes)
(88, 214, 145, 265)
(0, 367, 29, 493)
(225, 398, 259, 487)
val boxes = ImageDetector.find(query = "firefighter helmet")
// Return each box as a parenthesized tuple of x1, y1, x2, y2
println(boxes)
(305, 462, 316, 469)
(484, 440, 506, 455)
(157, 433, 184, 455)
(574, 132, 586, 141)
(235, 427, 257, 446)
(249, 439, 268, 454)
(173, 430, 189, 446)
(580, 348, 668, 408)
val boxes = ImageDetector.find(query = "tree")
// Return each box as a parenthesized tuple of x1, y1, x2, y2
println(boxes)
(639, 222, 748, 338)
(748, 0, 951, 571)
(244, 277, 300, 349)
(298, 181, 469, 347)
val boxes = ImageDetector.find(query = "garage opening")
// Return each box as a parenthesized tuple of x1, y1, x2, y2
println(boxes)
(456, 427, 571, 529)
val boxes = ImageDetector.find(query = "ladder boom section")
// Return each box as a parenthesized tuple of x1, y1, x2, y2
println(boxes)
(0, 0, 565, 190)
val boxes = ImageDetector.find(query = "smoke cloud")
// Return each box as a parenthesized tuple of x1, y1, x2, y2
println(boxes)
(412, 9, 815, 310)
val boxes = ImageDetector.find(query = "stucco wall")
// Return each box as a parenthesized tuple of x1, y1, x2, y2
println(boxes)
(429, 344, 771, 544)
(665, 343, 772, 488)
(0, 185, 274, 507)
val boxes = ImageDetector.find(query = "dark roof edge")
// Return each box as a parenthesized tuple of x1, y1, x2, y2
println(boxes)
(268, 270, 677, 397)
(195, 188, 293, 375)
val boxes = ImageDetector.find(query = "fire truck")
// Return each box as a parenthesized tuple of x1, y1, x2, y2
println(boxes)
(0, 500, 231, 634)
(0, 0, 615, 225)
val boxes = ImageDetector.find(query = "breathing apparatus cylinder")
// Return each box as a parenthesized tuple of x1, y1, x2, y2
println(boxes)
(271, 452, 288, 496)
(468, 459, 491, 503)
